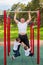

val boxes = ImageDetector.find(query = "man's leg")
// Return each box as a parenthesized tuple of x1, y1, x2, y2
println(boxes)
(23, 34, 30, 48)
(18, 34, 22, 51)
(22, 35, 33, 56)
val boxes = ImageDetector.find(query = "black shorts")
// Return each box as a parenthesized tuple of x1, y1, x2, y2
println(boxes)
(18, 34, 30, 48)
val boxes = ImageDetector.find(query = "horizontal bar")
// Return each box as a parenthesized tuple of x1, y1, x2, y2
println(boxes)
(0, 10, 38, 13)
(7, 11, 37, 13)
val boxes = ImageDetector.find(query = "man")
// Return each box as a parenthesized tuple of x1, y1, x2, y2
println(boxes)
(14, 11, 33, 56)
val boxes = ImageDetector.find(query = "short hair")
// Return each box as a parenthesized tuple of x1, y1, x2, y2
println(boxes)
(24, 46, 27, 50)
(16, 37, 20, 42)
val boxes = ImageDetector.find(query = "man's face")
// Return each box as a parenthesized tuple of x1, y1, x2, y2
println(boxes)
(20, 18, 25, 23)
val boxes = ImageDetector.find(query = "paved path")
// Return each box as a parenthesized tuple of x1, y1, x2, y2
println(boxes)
(0, 40, 43, 46)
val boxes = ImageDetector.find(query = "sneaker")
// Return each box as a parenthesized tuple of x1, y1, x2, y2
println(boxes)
(29, 53, 34, 57)
(12, 55, 15, 60)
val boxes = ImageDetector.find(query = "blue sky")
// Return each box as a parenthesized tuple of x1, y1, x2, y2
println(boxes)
(0, 0, 32, 10)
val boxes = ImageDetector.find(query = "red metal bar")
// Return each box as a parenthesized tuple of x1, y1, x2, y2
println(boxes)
(32, 23, 34, 55)
(30, 23, 34, 54)
(4, 10, 7, 65)
(7, 16, 10, 56)
(37, 10, 40, 64)
(30, 24, 32, 52)
(33, 24, 34, 55)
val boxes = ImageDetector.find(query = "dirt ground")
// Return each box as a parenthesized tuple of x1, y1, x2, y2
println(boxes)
(0, 40, 43, 46)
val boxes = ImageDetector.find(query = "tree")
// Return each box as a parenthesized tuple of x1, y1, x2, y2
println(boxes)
(24, 0, 41, 25)
(9, 3, 26, 24)
(10, 0, 43, 26)
(32, 0, 40, 10)
(11, 2, 26, 11)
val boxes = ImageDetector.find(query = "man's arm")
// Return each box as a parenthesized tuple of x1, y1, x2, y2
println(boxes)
(26, 11, 32, 24)
(14, 12, 19, 24)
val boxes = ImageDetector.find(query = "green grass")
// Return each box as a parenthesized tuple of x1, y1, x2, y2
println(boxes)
(0, 25, 43, 41)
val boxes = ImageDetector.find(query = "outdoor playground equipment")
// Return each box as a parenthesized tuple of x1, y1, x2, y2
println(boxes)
(4, 10, 40, 65)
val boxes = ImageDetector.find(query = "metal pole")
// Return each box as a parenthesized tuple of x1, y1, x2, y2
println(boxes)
(30, 23, 34, 54)
(4, 10, 7, 65)
(37, 10, 40, 64)
(32, 23, 34, 55)
(7, 11, 37, 13)
(30, 24, 33, 53)
(7, 16, 10, 56)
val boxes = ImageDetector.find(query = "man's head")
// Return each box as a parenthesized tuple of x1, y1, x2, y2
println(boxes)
(20, 18, 25, 23)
